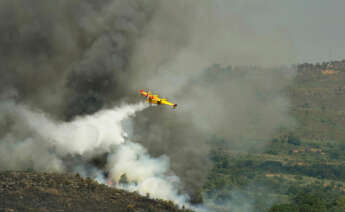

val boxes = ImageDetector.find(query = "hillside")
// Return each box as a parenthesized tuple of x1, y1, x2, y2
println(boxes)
(203, 61, 345, 212)
(290, 60, 345, 141)
(0, 171, 192, 212)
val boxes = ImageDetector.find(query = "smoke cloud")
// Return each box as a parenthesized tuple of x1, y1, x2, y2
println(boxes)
(0, 0, 297, 210)
(128, 0, 296, 193)
(108, 141, 189, 206)
(0, 101, 146, 170)
(0, 100, 195, 207)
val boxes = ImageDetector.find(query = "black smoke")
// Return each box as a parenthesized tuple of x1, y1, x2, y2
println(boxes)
(0, 0, 296, 203)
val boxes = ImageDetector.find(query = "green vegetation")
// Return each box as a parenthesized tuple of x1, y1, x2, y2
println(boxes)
(203, 61, 345, 211)
(269, 192, 345, 212)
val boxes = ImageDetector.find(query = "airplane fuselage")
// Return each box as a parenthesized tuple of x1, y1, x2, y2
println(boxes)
(140, 90, 177, 109)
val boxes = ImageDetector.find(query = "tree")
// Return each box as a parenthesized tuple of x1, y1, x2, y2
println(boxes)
(119, 173, 129, 185)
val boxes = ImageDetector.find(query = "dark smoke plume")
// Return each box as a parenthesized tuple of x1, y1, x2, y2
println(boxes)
(0, 0, 156, 117)
(0, 0, 296, 207)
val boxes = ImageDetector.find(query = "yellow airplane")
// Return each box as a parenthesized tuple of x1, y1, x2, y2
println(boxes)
(140, 90, 177, 109)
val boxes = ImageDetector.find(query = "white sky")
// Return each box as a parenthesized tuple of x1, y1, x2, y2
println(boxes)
(216, 0, 345, 63)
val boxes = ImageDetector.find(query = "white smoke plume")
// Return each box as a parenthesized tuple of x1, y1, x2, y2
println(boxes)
(17, 102, 147, 155)
(0, 100, 194, 208)
(108, 141, 190, 206)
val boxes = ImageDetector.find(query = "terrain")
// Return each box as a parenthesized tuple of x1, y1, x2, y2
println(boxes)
(2, 61, 345, 212)
(0, 171, 191, 212)
(204, 60, 345, 211)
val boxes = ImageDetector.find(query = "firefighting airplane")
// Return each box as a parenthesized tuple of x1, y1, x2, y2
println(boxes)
(140, 90, 177, 109)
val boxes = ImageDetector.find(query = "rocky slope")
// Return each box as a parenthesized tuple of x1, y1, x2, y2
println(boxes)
(0, 171, 192, 212)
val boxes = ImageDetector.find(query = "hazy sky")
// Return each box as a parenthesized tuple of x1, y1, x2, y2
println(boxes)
(216, 0, 345, 63)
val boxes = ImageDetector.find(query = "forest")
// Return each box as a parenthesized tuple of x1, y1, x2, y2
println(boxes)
(203, 61, 345, 211)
